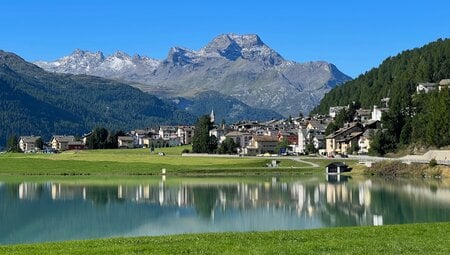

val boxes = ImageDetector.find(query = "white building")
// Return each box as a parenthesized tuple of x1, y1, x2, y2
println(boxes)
(439, 79, 450, 91)
(118, 136, 134, 149)
(371, 105, 389, 121)
(159, 126, 178, 140)
(294, 129, 308, 154)
(329, 106, 348, 118)
(416, 82, 437, 93)
(131, 130, 148, 147)
(51, 135, 75, 151)
(19, 136, 41, 152)
(224, 131, 252, 149)
(177, 126, 194, 145)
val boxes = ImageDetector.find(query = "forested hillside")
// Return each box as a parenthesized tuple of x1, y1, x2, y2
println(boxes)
(0, 50, 195, 146)
(313, 38, 450, 153)
(314, 38, 450, 113)
(172, 91, 283, 124)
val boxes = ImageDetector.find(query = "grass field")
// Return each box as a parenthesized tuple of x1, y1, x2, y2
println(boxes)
(1, 222, 448, 254)
(0, 146, 336, 176)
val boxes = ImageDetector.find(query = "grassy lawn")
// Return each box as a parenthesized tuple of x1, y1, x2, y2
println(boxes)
(0, 146, 327, 175)
(1, 222, 449, 254)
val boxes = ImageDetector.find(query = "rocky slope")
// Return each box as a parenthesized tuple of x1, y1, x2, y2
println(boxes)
(36, 34, 351, 116)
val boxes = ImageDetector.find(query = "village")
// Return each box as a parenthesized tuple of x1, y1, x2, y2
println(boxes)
(16, 100, 389, 158)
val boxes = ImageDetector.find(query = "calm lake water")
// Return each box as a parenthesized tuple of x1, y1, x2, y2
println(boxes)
(1, 175, 450, 244)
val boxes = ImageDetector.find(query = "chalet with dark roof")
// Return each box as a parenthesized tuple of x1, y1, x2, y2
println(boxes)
(19, 136, 41, 152)
(325, 123, 363, 156)
(51, 135, 76, 151)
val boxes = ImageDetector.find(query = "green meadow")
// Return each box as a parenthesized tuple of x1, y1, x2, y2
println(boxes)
(0, 146, 333, 176)
(1, 222, 449, 254)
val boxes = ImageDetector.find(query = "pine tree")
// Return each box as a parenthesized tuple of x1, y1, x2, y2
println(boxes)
(325, 122, 339, 135)
(87, 127, 109, 149)
(275, 138, 289, 154)
(218, 137, 238, 154)
(35, 137, 44, 150)
(6, 135, 19, 152)
(192, 115, 216, 153)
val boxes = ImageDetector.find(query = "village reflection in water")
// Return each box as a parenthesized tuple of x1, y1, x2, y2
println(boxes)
(10, 175, 450, 229)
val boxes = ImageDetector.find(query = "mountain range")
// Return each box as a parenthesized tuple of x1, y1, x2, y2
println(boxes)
(0, 50, 195, 145)
(36, 34, 351, 116)
(0, 49, 286, 146)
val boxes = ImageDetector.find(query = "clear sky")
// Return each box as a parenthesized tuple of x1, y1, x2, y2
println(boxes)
(1, 0, 449, 77)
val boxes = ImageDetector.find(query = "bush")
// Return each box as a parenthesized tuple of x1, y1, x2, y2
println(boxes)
(181, 149, 190, 154)
(365, 160, 424, 176)
(429, 158, 438, 167)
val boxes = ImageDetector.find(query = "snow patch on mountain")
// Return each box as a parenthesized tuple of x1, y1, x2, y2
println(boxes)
(36, 49, 161, 76)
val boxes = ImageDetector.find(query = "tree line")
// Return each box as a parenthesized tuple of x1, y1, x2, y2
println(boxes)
(85, 127, 126, 149)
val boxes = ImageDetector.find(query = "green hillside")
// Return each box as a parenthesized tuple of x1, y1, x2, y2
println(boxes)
(313, 38, 450, 153)
(173, 90, 283, 123)
(0, 50, 195, 146)
(314, 38, 450, 113)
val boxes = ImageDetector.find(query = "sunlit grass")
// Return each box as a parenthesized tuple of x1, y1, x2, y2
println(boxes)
(1, 222, 449, 254)
(0, 147, 322, 175)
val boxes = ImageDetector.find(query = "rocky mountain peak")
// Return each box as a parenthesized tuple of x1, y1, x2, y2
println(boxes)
(226, 34, 264, 48)
(163, 34, 284, 64)
(200, 33, 283, 63)
(204, 34, 264, 50)
(70, 49, 105, 61)
(166, 47, 197, 65)
(132, 54, 142, 61)
(111, 51, 130, 60)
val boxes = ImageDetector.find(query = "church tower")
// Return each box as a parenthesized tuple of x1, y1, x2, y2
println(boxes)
(210, 109, 215, 123)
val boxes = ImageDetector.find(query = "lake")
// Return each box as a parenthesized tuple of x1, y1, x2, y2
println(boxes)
(1, 175, 449, 244)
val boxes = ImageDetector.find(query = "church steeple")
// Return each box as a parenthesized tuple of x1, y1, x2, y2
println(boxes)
(210, 109, 215, 123)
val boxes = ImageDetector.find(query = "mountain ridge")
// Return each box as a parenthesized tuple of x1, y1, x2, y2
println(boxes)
(35, 33, 351, 116)
(0, 50, 195, 146)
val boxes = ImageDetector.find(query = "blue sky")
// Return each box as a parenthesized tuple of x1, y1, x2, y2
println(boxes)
(1, 0, 449, 77)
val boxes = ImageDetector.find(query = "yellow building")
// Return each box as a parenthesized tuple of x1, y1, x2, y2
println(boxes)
(325, 123, 363, 156)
